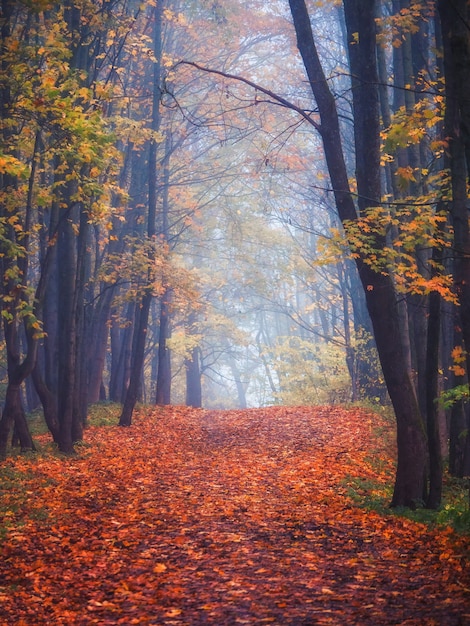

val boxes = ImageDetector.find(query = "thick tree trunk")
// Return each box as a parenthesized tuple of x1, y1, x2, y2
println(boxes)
(56, 197, 80, 453)
(438, 0, 470, 480)
(439, 0, 470, 371)
(0, 384, 35, 458)
(288, 0, 427, 506)
(0, 0, 39, 456)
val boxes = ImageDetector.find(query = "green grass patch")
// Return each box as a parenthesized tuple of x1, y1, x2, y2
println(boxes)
(343, 473, 470, 534)
(87, 402, 122, 427)
(343, 404, 469, 533)
(1, 402, 123, 538)
(26, 409, 50, 437)
(0, 464, 41, 540)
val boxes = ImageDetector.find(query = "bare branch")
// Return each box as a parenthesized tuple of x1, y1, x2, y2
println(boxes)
(175, 60, 321, 133)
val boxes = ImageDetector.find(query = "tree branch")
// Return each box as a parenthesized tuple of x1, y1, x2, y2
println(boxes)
(175, 60, 321, 133)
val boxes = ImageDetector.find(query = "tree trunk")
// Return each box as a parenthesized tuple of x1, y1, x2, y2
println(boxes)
(119, 294, 152, 425)
(288, 0, 427, 506)
(228, 354, 248, 409)
(425, 284, 442, 508)
(185, 347, 202, 408)
(109, 302, 135, 403)
(56, 192, 80, 454)
(31, 362, 60, 442)
(119, 1, 163, 425)
(0, 384, 35, 458)
(155, 136, 173, 406)
(0, 0, 39, 456)
(438, 0, 470, 370)
(438, 0, 470, 479)
(155, 293, 172, 405)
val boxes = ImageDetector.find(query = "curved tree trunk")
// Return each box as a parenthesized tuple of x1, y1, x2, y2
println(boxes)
(288, 0, 427, 507)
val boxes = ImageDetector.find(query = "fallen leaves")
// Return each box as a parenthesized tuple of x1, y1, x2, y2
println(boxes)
(0, 405, 469, 624)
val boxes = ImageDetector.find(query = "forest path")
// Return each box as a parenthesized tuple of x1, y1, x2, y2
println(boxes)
(0, 405, 469, 625)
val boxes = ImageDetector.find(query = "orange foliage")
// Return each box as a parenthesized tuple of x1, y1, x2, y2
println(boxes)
(0, 406, 468, 624)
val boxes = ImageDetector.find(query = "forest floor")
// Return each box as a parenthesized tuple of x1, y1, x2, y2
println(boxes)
(0, 404, 469, 625)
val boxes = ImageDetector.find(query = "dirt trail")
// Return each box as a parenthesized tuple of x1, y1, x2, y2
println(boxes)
(0, 405, 469, 625)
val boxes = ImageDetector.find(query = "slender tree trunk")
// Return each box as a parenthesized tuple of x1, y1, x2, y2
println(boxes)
(155, 137, 173, 406)
(72, 203, 90, 434)
(119, 294, 153, 425)
(109, 302, 135, 403)
(337, 262, 356, 400)
(31, 362, 60, 442)
(155, 293, 172, 405)
(185, 346, 202, 408)
(227, 354, 248, 409)
(425, 284, 442, 508)
(120, 1, 163, 425)
(86, 278, 116, 404)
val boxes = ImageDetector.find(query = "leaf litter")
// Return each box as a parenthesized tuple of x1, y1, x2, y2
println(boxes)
(0, 405, 468, 625)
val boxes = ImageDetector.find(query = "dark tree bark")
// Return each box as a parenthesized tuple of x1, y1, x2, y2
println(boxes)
(31, 362, 60, 442)
(288, 0, 427, 507)
(86, 221, 122, 405)
(438, 0, 470, 482)
(155, 136, 173, 407)
(438, 0, 470, 370)
(72, 201, 90, 433)
(0, 1, 40, 456)
(120, 1, 163, 425)
(425, 266, 442, 508)
(444, 314, 470, 477)
(155, 293, 172, 406)
(46, 0, 101, 452)
(56, 189, 81, 453)
(109, 302, 135, 403)
(119, 293, 153, 425)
